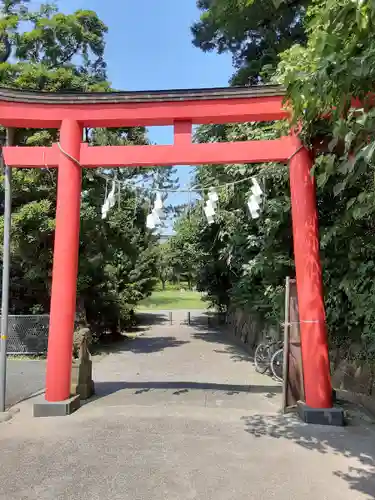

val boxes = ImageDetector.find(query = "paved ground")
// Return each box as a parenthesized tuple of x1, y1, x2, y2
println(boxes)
(1, 311, 375, 499)
(6, 359, 46, 407)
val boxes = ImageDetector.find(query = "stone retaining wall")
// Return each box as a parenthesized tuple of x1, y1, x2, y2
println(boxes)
(225, 308, 281, 355)
(226, 307, 375, 416)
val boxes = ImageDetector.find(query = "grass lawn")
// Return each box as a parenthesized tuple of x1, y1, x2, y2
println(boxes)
(138, 290, 208, 310)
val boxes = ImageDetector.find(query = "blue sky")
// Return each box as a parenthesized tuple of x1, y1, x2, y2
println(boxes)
(38, 0, 234, 229)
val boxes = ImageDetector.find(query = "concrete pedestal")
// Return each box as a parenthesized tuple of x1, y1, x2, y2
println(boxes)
(297, 400, 345, 426)
(33, 394, 80, 418)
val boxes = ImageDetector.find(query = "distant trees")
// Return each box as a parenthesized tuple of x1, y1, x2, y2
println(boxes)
(0, 0, 175, 337)
(185, 0, 375, 359)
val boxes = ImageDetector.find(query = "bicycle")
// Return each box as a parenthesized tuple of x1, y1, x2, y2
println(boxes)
(270, 347, 283, 382)
(254, 336, 283, 381)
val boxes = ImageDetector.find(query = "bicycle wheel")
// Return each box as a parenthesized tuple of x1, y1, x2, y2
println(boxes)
(254, 343, 271, 374)
(270, 348, 284, 382)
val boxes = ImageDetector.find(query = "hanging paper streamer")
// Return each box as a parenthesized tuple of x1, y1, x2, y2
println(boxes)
(154, 192, 163, 212)
(146, 192, 164, 230)
(97, 169, 266, 229)
(146, 213, 156, 230)
(208, 187, 219, 207)
(204, 202, 215, 225)
(101, 180, 117, 219)
(204, 187, 218, 225)
(151, 208, 161, 225)
(247, 196, 260, 219)
(251, 178, 262, 198)
(247, 177, 264, 219)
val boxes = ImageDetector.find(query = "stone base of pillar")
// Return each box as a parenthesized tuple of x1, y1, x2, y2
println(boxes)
(33, 394, 80, 418)
(297, 400, 345, 426)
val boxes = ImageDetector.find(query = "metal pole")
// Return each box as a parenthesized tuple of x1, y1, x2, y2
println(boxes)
(0, 128, 14, 412)
(169, 312, 172, 325)
(281, 276, 291, 413)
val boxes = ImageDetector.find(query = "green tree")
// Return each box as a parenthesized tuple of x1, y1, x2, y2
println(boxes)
(0, 0, 110, 316)
(181, 122, 293, 318)
(168, 209, 206, 291)
(187, 0, 375, 361)
(156, 242, 174, 290)
(186, 0, 313, 323)
(274, 0, 375, 354)
(0, 1, 172, 336)
(192, 0, 309, 84)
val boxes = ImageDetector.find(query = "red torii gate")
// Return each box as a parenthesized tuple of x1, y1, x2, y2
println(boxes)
(0, 85, 332, 415)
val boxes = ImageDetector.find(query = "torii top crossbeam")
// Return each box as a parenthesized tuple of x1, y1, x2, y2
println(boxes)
(0, 84, 333, 415)
(0, 85, 287, 128)
(0, 85, 295, 168)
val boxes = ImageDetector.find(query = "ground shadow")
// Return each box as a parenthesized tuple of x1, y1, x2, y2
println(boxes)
(212, 348, 253, 362)
(136, 312, 170, 327)
(126, 336, 189, 354)
(189, 318, 256, 364)
(242, 411, 375, 498)
(188, 316, 285, 386)
(91, 313, 171, 355)
(92, 380, 282, 400)
(92, 334, 189, 355)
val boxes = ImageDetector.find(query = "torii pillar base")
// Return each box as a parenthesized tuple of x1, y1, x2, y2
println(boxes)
(297, 401, 345, 427)
(33, 394, 80, 418)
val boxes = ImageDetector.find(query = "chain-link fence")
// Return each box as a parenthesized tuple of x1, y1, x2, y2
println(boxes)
(3, 315, 49, 355)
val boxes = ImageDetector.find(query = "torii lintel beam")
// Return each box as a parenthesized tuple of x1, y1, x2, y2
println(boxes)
(0, 85, 287, 128)
(3, 137, 296, 168)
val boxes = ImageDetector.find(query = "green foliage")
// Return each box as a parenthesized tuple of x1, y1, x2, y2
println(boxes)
(156, 242, 175, 290)
(168, 214, 203, 290)
(0, 0, 171, 338)
(273, 0, 375, 355)
(192, 0, 309, 84)
(77, 179, 159, 335)
(139, 290, 205, 311)
(177, 122, 293, 320)
(188, 0, 375, 358)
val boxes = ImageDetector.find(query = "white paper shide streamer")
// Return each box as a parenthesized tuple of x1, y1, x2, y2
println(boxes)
(100, 174, 265, 229)
(101, 180, 117, 220)
(203, 187, 219, 225)
(146, 192, 164, 230)
(247, 177, 264, 219)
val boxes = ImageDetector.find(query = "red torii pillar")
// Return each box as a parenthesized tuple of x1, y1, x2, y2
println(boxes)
(289, 137, 332, 410)
(45, 120, 82, 403)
